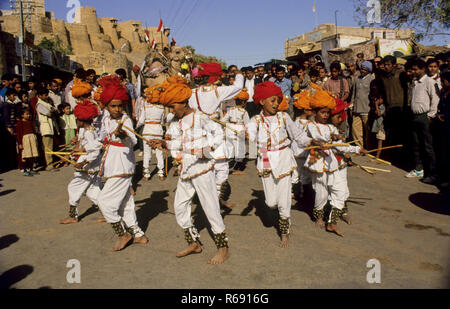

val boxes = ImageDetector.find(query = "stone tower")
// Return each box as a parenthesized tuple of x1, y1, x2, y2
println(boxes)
(14, 0, 46, 16)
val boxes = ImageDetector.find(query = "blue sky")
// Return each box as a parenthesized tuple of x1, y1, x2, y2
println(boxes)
(1, 0, 448, 68)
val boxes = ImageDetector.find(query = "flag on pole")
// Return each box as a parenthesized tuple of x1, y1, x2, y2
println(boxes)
(171, 37, 176, 45)
(312, 0, 316, 12)
(157, 18, 163, 32)
(145, 30, 150, 42)
(151, 39, 156, 49)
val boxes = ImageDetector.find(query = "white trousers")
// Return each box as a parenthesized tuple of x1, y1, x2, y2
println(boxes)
(312, 171, 347, 211)
(294, 158, 311, 185)
(229, 136, 246, 161)
(143, 143, 164, 174)
(261, 173, 292, 220)
(98, 177, 144, 237)
(68, 172, 102, 207)
(214, 159, 229, 193)
(334, 167, 350, 200)
(174, 170, 226, 234)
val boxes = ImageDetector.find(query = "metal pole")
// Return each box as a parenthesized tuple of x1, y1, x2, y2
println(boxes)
(334, 10, 339, 48)
(19, 0, 26, 81)
(118, 50, 121, 69)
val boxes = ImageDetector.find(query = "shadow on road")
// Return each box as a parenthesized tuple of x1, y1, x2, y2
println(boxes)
(409, 192, 450, 215)
(241, 189, 280, 230)
(0, 189, 16, 197)
(135, 190, 169, 232)
(0, 234, 19, 251)
(78, 205, 100, 221)
(0, 265, 34, 289)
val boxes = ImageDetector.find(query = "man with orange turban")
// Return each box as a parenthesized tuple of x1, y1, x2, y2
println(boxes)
(247, 81, 314, 248)
(189, 63, 244, 208)
(95, 74, 148, 251)
(304, 89, 366, 237)
(150, 76, 231, 265)
(222, 90, 250, 174)
(60, 100, 103, 225)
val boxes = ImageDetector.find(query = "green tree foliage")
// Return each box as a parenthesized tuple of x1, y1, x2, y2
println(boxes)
(38, 36, 73, 55)
(183, 45, 227, 69)
(353, 0, 449, 40)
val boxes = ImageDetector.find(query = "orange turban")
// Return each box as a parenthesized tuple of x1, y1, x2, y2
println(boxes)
(278, 97, 289, 111)
(233, 90, 250, 101)
(145, 75, 192, 106)
(310, 89, 336, 110)
(293, 91, 312, 110)
(72, 78, 93, 98)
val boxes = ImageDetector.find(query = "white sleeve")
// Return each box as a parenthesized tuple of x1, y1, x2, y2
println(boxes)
(285, 113, 311, 147)
(217, 73, 244, 102)
(121, 117, 137, 147)
(36, 103, 51, 116)
(221, 111, 230, 123)
(330, 125, 360, 153)
(243, 111, 250, 125)
(167, 121, 182, 158)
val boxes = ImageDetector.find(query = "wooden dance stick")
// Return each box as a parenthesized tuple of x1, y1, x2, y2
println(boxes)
(51, 152, 77, 165)
(366, 144, 403, 154)
(120, 124, 152, 144)
(361, 166, 391, 173)
(303, 143, 350, 151)
(210, 117, 244, 136)
(46, 151, 88, 156)
(356, 164, 375, 175)
(367, 154, 392, 165)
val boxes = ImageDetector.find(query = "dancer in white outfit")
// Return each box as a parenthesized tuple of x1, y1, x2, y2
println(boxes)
(148, 76, 231, 265)
(137, 89, 166, 180)
(60, 95, 103, 224)
(246, 81, 315, 248)
(305, 90, 366, 237)
(95, 74, 148, 251)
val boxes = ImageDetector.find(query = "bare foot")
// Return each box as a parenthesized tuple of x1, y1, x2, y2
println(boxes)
(111, 233, 132, 251)
(326, 224, 344, 237)
(280, 234, 289, 248)
(94, 218, 107, 223)
(341, 214, 352, 225)
(220, 199, 235, 209)
(176, 242, 202, 257)
(315, 218, 325, 229)
(59, 217, 79, 224)
(231, 170, 245, 175)
(208, 247, 230, 265)
(133, 235, 149, 244)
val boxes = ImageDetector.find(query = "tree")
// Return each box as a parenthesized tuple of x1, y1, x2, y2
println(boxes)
(353, 0, 449, 40)
(38, 36, 73, 55)
(183, 45, 228, 69)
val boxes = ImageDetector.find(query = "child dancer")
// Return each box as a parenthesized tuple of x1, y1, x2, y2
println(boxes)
(16, 109, 39, 176)
(221, 90, 250, 175)
(149, 76, 231, 264)
(291, 91, 315, 198)
(305, 90, 366, 237)
(137, 87, 166, 181)
(95, 75, 148, 251)
(59, 98, 102, 224)
(246, 81, 314, 248)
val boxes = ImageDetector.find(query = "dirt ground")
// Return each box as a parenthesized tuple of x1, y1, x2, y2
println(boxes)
(0, 153, 449, 289)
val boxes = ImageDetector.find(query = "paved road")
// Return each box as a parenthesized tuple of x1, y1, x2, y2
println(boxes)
(0, 154, 449, 289)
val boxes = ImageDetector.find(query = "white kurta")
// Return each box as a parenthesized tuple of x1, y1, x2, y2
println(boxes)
(137, 101, 165, 174)
(291, 118, 311, 184)
(167, 111, 226, 234)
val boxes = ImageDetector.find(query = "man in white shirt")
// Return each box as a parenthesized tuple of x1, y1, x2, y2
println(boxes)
(48, 79, 62, 108)
(408, 59, 440, 184)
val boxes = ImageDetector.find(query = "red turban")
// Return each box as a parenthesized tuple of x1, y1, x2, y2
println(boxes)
(253, 81, 283, 105)
(197, 62, 223, 84)
(332, 98, 350, 120)
(73, 99, 99, 121)
(96, 74, 129, 105)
